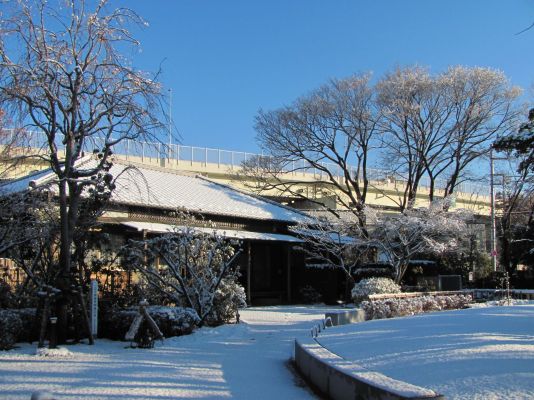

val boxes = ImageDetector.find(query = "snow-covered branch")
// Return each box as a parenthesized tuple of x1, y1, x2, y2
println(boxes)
(365, 201, 470, 283)
(125, 221, 243, 327)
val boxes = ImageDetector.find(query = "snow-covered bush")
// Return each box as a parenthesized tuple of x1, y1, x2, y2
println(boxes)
(0, 308, 37, 349)
(205, 277, 246, 326)
(351, 277, 401, 304)
(145, 307, 200, 337)
(361, 294, 472, 320)
(0, 309, 22, 350)
(100, 306, 200, 340)
(422, 296, 440, 312)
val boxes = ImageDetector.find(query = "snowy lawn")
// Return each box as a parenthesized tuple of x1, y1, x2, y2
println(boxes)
(315, 304, 534, 400)
(0, 306, 340, 400)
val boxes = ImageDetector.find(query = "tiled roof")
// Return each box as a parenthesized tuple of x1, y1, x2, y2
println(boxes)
(1, 157, 311, 224)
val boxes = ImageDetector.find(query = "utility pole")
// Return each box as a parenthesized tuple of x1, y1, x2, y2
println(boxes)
(490, 149, 497, 272)
(489, 149, 507, 272)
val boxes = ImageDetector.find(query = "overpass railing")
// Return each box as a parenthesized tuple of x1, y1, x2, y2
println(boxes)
(0, 128, 490, 196)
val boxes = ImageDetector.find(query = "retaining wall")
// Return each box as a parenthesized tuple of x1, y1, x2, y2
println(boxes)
(294, 308, 445, 400)
(294, 337, 444, 400)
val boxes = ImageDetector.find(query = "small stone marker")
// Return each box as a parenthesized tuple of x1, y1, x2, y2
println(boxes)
(90, 280, 98, 337)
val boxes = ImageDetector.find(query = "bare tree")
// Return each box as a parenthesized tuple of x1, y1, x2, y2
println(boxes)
(248, 66, 520, 231)
(440, 66, 521, 197)
(293, 202, 470, 285)
(292, 214, 367, 285)
(0, 183, 63, 337)
(0, 0, 165, 341)
(377, 66, 520, 209)
(377, 66, 451, 209)
(248, 74, 381, 231)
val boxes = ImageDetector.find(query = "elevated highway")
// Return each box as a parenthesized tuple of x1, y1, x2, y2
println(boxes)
(0, 130, 491, 216)
(110, 143, 492, 216)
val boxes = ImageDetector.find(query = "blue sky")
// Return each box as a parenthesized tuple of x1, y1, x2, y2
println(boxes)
(128, 0, 534, 153)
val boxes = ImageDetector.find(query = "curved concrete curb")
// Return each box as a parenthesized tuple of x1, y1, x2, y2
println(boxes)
(294, 312, 445, 400)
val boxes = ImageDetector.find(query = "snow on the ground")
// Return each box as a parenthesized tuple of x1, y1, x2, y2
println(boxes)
(35, 347, 74, 358)
(316, 304, 534, 400)
(4, 304, 532, 400)
(0, 306, 340, 400)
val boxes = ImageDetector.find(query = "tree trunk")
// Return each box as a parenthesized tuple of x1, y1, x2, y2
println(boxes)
(56, 181, 72, 344)
(395, 261, 408, 284)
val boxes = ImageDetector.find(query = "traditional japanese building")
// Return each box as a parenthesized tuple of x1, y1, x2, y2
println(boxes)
(1, 156, 342, 305)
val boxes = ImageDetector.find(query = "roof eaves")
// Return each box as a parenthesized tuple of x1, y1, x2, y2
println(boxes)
(0, 154, 101, 194)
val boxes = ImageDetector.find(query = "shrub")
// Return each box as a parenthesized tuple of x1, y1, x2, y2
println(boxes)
(146, 307, 200, 337)
(361, 294, 472, 320)
(205, 277, 246, 326)
(0, 309, 22, 350)
(351, 277, 401, 304)
(100, 305, 200, 340)
(14, 308, 38, 343)
(0, 308, 38, 350)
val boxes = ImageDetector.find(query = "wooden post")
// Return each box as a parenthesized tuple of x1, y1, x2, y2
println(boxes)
(38, 298, 50, 348)
(143, 229, 148, 270)
(48, 317, 58, 349)
(139, 302, 164, 340)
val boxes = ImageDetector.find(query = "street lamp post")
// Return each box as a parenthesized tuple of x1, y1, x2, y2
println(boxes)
(168, 88, 172, 148)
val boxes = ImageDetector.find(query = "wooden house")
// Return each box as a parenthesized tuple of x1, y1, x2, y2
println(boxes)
(1, 157, 333, 305)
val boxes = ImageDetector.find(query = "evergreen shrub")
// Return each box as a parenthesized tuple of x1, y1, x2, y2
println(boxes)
(205, 277, 246, 326)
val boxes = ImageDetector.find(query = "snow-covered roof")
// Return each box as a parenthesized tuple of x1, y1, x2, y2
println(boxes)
(0, 157, 312, 224)
(121, 221, 303, 243)
(290, 227, 358, 244)
(0, 168, 52, 194)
